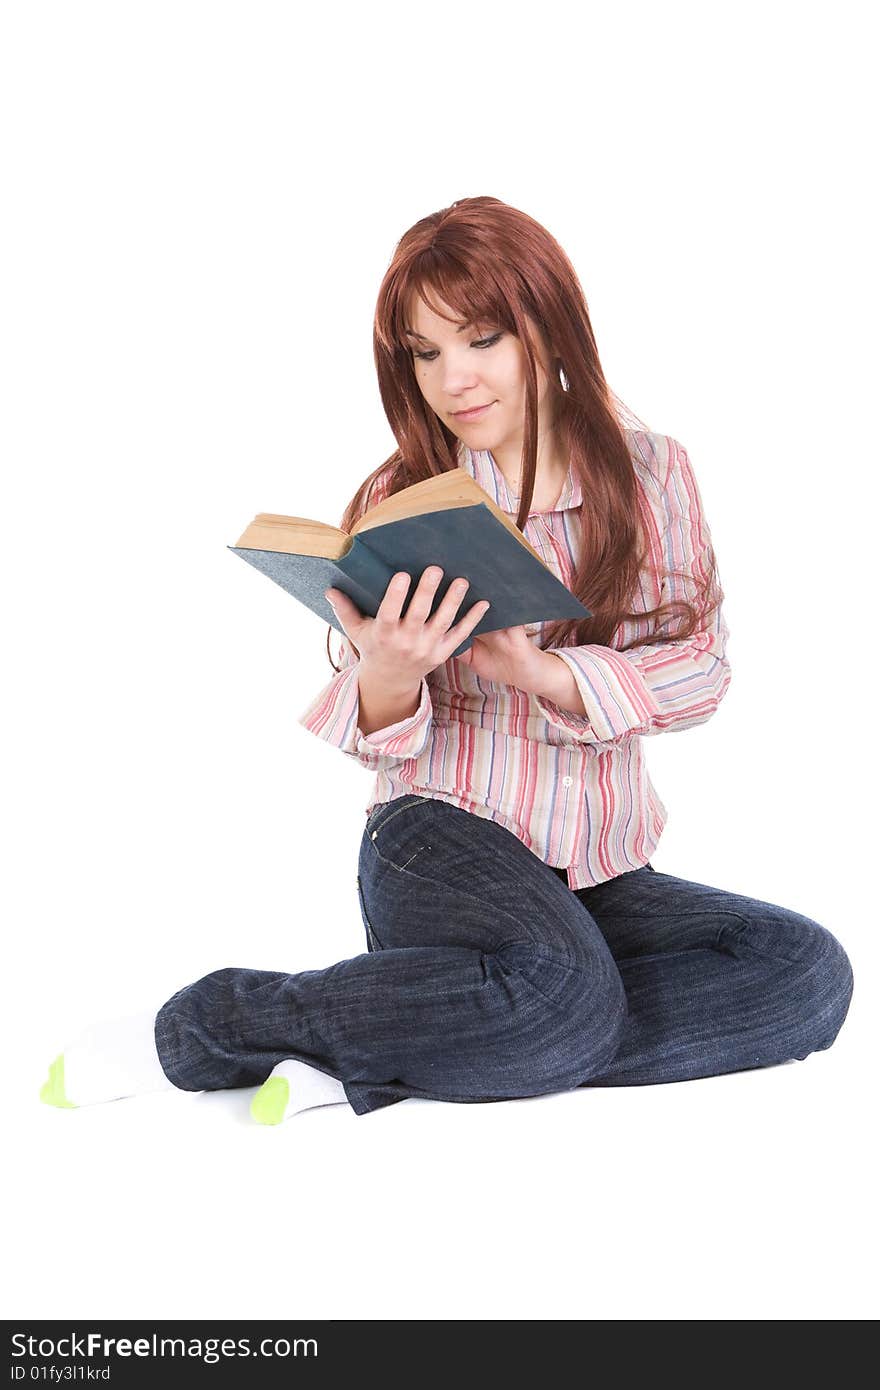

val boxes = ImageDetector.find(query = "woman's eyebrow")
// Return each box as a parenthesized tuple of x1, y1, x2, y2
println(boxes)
(404, 322, 475, 342)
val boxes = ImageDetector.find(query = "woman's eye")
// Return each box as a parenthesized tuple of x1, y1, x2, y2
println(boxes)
(413, 332, 503, 362)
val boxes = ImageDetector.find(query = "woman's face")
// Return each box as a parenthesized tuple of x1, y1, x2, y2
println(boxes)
(404, 293, 558, 452)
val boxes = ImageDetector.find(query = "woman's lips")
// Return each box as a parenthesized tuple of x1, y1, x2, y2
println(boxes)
(453, 401, 495, 421)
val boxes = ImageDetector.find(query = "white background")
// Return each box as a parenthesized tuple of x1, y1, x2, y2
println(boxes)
(4, 0, 877, 1322)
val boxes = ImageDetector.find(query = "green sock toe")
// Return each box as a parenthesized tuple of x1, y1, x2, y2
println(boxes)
(40, 1054, 78, 1109)
(250, 1075, 290, 1125)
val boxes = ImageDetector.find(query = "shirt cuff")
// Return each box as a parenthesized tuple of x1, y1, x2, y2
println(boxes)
(298, 663, 433, 765)
(535, 646, 662, 743)
(355, 674, 433, 757)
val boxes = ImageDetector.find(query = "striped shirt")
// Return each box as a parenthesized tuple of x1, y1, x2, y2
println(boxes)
(297, 429, 731, 888)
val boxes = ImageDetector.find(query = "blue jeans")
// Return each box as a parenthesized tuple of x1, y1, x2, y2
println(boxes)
(154, 794, 854, 1115)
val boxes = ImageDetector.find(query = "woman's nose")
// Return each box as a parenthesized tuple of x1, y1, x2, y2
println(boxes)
(443, 367, 483, 393)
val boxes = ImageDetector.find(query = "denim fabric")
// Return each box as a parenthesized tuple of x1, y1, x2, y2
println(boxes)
(154, 794, 854, 1116)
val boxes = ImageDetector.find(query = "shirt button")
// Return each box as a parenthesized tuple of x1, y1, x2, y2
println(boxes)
(562, 776, 573, 787)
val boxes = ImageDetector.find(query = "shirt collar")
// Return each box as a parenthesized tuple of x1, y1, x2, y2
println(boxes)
(456, 442, 583, 514)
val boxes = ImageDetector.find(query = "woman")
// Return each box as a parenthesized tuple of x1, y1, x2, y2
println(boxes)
(40, 196, 853, 1123)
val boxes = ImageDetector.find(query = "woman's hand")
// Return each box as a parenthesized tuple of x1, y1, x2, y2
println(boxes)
(325, 567, 490, 689)
(455, 622, 549, 694)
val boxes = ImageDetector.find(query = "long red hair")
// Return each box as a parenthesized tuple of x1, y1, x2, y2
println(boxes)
(327, 195, 722, 672)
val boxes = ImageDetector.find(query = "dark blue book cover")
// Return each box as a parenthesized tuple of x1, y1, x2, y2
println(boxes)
(228, 472, 590, 661)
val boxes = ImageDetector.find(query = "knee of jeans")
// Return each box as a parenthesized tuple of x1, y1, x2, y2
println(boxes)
(190, 967, 241, 1000)
(729, 904, 845, 970)
(734, 910, 855, 1049)
(494, 940, 627, 1085)
(807, 928, 855, 1050)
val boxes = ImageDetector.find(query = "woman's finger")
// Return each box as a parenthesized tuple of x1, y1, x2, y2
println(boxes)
(324, 589, 352, 631)
(325, 588, 352, 612)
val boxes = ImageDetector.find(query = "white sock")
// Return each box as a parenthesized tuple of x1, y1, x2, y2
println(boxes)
(41, 1015, 351, 1120)
(41, 1008, 176, 1107)
(250, 1058, 350, 1124)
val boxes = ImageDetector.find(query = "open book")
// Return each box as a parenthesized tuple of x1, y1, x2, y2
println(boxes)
(228, 466, 590, 660)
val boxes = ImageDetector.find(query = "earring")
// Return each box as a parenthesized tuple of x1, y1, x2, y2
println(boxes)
(557, 361, 570, 392)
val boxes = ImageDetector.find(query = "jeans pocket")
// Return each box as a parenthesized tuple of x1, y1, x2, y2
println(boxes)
(367, 796, 436, 875)
(366, 793, 428, 836)
(356, 874, 383, 952)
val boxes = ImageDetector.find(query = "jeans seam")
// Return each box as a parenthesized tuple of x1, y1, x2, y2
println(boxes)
(356, 874, 384, 951)
(493, 936, 592, 1007)
(366, 794, 429, 837)
(367, 798, 437, 874)
(369, 841, 433, 875)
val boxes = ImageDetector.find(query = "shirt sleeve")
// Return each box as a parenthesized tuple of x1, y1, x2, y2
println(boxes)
(534, 438, 732, 743)
(297, 633, 434, 771)
(295, 460, 435, 771)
